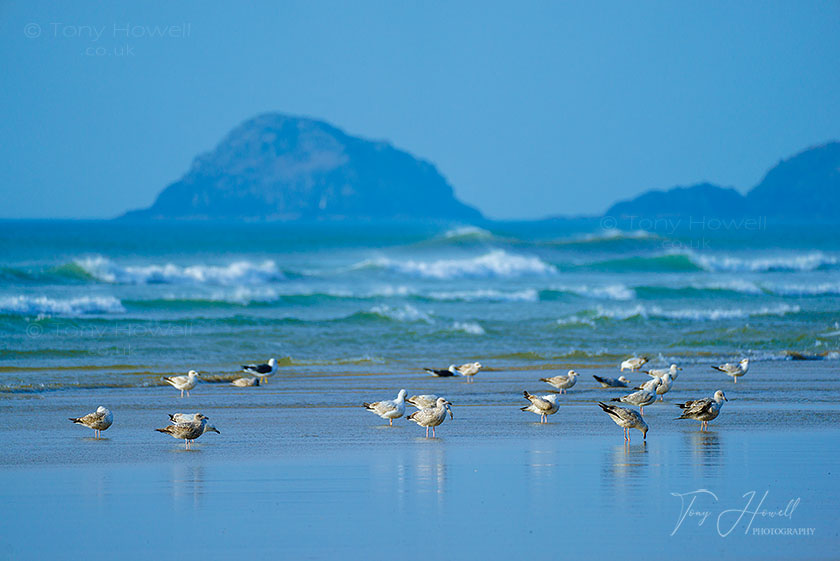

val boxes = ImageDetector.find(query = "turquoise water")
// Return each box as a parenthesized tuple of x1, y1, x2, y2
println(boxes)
(1, 219, 839, 391)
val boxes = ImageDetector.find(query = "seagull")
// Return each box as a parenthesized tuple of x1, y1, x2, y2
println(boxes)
(620, 356, 649, 372)
(649, 372, 674, 401)
(231, 376, 260, 387)
(163, 370, 200, 398)
(407, 394, 454, 419)
(242, 357, 278, 384)
(521, 391, 560, 423)
(593, 374, 630, 388)
(645, 363, 682, 380)
(407, 397, 452, 437)
(598, 402, 649, 441)
(676, 390, 728, 430)
(423, 365, 459, 377)
(156, 413, 210, 449)
(455, 362, 482, 382)
(69, 406, 113, 439)
(539, 370, 579, 393)
(711, 358, 749, 383)
(168, 414, 222, 436)
(634, 376, 661, 393)
(612, 385, 657, 415)
(362, 389, 407, 426)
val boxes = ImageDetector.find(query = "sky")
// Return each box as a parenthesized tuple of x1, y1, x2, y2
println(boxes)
(1, 1, 839, 220)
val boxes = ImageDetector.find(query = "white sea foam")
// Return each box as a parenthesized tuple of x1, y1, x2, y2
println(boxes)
(426, 288, 539, 302)
(368, 304, 433, 323)
(690, 279, 764, 294)
(579, 228, 656, 242)
(0, 295, 125, 316)
(769, 282, 840, 296)
(692, 251, 839, 272)
(75, 256, 284, 285)
(450, 321, 486, 335)
(591, 303, 800, 321)
(441, 226, 494, 241)
(356, 249, 556, 279)
(556, 315, 596, 327)
(552, 284, 636, 301)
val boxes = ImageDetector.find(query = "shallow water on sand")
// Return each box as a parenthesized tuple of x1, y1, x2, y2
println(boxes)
(1, 361, 838, 559)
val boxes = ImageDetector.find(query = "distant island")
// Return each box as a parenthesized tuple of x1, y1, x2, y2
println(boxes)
(605, 142, 840, 221)
(121, 113, 482, 221)
(122, 111, 839, 223)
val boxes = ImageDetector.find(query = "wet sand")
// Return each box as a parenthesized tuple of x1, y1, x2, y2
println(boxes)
(1, 360, 838, 559)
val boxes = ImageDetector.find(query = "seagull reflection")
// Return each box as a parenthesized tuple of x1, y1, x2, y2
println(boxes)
(688, 430, 723, 472)
(171, 463, 204, 509)
(414, 441, 446, 499)
(601, 441, 650, 490)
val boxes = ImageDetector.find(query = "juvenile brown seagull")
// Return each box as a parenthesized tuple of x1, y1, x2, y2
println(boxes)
(69, 406, 113, 439)
(598, 402, 649, 441)
(521, 391, 559, 423)
(676, 390, 728, 431)
(156, 413, 210, 449)
(407, 397, 452, 438)
(539, 370, 578, 393)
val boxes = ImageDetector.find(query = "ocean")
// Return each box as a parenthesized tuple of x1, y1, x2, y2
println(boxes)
(1, 219, 838, 391)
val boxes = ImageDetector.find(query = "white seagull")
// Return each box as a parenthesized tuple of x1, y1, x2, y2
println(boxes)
(163, 370, 200, 398)
(242, 357, 278, 384)
(620, 356, 649, 372)
(407, 397, 452, 438)
(676, 390, 728, 430)
(363, 389, 407, 426)
(521, 391, 560, 423)
(69, 406, 113, 439)
(539, 370, 579, 393)
(598, 402, 649, 441)
(455, 362, 482, 382)
(231, 376, 260, 387)
(645, 363, 682, 380)
(642, 372, 674, 401)
(711, 358, 749, 383)
(156, 413, 210, 449)
(593, 374, 630, 388)
(612, 385, 658, 415)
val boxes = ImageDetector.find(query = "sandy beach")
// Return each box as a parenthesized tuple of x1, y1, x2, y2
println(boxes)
(1, 359, 838, 559)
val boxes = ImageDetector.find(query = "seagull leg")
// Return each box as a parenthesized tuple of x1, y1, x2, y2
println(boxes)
(389, 418, 393, 427)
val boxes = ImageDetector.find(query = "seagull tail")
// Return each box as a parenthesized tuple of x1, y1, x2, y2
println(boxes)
(710, 366, 724, 372)
(538, 378, 549, 383)
(69, 417, 81, 424)
(609, 397, 621, 402)
(597, 401, 612, 412)
(154, 427, 170, 433)
(362, 402, 374, 410)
